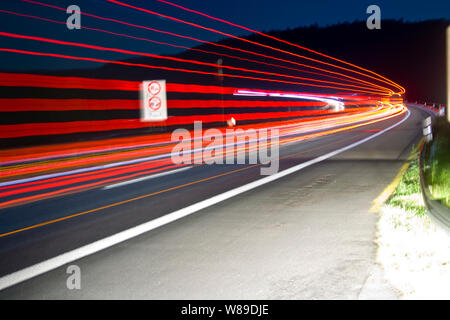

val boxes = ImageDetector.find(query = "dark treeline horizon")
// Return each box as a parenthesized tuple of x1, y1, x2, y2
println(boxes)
(253, 19, 450, 105)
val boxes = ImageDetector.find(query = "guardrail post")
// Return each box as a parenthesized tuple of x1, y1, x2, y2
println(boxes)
(422, 116, 433, 142)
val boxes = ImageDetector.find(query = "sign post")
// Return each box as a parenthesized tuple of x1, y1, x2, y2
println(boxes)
(140, 80, 167, 122)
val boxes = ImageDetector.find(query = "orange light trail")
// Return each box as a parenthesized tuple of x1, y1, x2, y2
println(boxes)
(156, 0, 405, 94)
(106, 0, 403, 94)
(0, 103, 406, 209)
(20, 0, 396, 93)
(0, 0, 408, 212)
(0, 8, 389, 91)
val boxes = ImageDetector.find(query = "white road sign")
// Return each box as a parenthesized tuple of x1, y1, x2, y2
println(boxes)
(140, 80, 167, 121)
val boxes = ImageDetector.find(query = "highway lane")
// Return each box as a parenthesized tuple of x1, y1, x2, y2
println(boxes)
(0, 105, 426, 297)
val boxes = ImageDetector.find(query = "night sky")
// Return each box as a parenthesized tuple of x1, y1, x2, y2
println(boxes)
(1, 0, 450, 70)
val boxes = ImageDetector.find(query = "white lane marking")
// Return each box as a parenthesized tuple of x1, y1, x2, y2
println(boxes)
(102, 166, 192, 190)
(0, 110, 410, 291)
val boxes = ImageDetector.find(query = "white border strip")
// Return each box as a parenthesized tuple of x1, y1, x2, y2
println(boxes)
(0, 109, 410, 291)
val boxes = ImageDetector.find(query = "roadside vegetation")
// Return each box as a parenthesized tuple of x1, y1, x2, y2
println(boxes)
(422, 117, 450, 207)
(376, 143, 450, 299)
(388, 154, 427, 216)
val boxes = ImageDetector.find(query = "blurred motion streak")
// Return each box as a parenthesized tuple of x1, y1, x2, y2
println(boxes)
(0, 0, 407, 210)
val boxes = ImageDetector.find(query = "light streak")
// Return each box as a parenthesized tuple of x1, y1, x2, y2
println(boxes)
(0, 31, 389, 94)
(156, 0, 405, 94)
(107, 0, 402, 93)
(20, 0, 395, 93)
(0, 8, 389, 91)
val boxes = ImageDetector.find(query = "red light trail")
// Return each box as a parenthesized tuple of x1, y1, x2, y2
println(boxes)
(106, 0, 404, 93)
(156, 0, 405, 93)
(0, 0, 408, 210)
(0, 31, 389, 94)
(0, 8, 389, 91)
(19, 0, 398, 93)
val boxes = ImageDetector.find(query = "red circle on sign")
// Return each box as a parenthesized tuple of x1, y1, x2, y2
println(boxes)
(149, 96, 162, 111)
(147, 81, 161, 96)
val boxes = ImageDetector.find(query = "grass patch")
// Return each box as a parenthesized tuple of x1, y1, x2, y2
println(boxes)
(387, 150, 427, 217)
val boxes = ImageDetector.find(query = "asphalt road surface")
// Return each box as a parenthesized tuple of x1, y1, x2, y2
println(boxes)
(0, 104, 429, 299)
